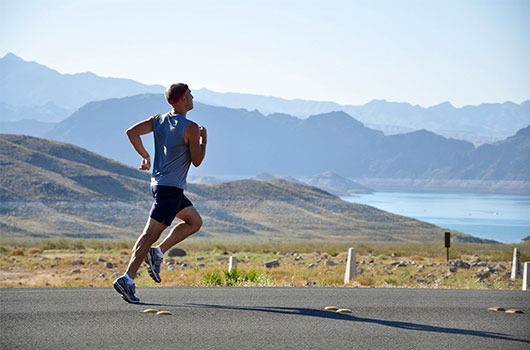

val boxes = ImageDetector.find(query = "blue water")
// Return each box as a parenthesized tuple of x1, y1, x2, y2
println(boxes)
(342, 192, 530, 243)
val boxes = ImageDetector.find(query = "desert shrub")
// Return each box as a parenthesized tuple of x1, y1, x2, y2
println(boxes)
(202, 269, 223, 286)
(85, 240, 131, 251)
(203, 268, 271, 286)
(72, 241, 85, 250)
(356, 275, 375, 286)
(53, 239, 71, 250)
(117, 241, 130, 250)
(119, 249, 130, 256)
(41, 239, 85, 250)
(225, 268, 270, 285)
(0, 246, 7, 254)
(382, 276, 398, 285)
(242, 269, 261, 283)
(214, 243, 228, 251)
(28, 247, 43, 255)
(223, 269, 239, 286)
(318, 276, 344, 286)
(41, 239, 72, 250)
(41, 241, 58, 250)
(10, 249, 24, 256)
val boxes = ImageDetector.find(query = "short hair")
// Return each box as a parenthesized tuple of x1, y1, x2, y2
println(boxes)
(165, 83, 189, 104)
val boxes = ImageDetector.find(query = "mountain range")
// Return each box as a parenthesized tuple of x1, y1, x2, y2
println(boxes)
(0, 101, 71, 123)
(1, 53, 529, 146)
(0, 53, 164, 110)
(301, 172, 372, 196)
(192, 89, 530, 144)
(1, 134, 483, 243)
(41, 93, 530, 193)
(1, 53, 529, 193)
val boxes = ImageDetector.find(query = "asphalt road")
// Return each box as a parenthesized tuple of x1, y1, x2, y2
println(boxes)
(1, 287, 529, 349)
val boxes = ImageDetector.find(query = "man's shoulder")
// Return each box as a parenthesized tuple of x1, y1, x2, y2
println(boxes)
(185, 119, 198, 127)
(152, 112, 171, 125)
(184, 120, 199, 138)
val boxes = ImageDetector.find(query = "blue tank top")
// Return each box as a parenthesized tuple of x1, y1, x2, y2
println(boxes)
(151, 112, 192, 189)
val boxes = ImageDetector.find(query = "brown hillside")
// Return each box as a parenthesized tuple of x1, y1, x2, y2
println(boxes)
(0, 134, 150, 201)
(0, 135, 488, 243)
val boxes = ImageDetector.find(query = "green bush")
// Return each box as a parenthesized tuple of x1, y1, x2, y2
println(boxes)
(117, 241, 130, 250)
(382, 276, 398, 285)
(72, 241, 85, 250)
(202, 269, 223, 286)
(242, 269, 261, 283)
(41, 241, 58, 250)
(223, 269, 239, 286)
(202, 268, 271, 286)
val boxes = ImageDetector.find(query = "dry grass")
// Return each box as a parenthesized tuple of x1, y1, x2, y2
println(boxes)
(0, 239, 528, 289)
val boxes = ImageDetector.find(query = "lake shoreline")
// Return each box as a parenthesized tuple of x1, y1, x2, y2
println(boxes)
(342, 192, 530, 244)
(351, 178, 530, 195)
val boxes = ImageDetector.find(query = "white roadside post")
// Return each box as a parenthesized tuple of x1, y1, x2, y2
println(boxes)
(523, 262, 529, 291)
(344, 248, 357, 284)
(511, 248, 521, 280)
(229, 256, 237, 273)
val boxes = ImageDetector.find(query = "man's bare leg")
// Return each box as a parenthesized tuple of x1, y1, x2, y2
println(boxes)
(125, 217, 167, 279)
(157, 206, 202, 254)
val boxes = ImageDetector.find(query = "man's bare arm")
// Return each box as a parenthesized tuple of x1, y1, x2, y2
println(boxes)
(185, 122, 207, 167)
(126, 116, 155, 170)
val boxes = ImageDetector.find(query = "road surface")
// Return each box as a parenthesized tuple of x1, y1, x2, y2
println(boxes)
(1, 287, 529, 349)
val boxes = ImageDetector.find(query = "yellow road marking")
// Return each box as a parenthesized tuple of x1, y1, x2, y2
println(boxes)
(143, 309, 158, 313)
(487, 307, 505, 311)
(505, 309, 524, 314)
(336, 308, 352, 313)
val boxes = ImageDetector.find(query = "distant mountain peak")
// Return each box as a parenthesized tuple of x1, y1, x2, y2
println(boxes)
(303, 171, 372, 195)
(305, 110, 370, 131)
(255, 172, 275, 180)
(365, 98, 415, 107)
(412, 129, 435, 135)
(307, 110, 356, 121)
(2, 52, 22, 61)
(367, 98, 388, 104)
(0, 54, 164, 109)
(1, 52, 48, 69)
(515, 125, 530, 137)
(430, 101, 455, 109)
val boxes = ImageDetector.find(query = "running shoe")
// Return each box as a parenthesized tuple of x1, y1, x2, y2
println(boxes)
(145, 247, 163, 283)
(113, 276, 140, 303)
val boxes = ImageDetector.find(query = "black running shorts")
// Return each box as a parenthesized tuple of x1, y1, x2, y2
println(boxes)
(149, 185, 193, 226)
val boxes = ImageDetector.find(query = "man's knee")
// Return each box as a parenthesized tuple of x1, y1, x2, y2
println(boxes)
(177, 207, 202, 234)
(189, 214, 202, 233)
(191, 215, 202, 233)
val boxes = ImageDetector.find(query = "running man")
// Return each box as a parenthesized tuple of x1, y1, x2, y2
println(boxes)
(113, 83, 207, 303)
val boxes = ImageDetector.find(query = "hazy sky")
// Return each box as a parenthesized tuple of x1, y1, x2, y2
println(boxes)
(1, 0, 529, 107)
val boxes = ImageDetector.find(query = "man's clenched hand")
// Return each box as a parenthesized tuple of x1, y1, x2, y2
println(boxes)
(199, 125, 207, 144)
(139, 156, 151, 171)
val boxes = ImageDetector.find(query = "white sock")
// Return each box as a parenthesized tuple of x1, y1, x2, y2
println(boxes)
(123, 273, 134, 284)
(155, 246, 163, 258)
